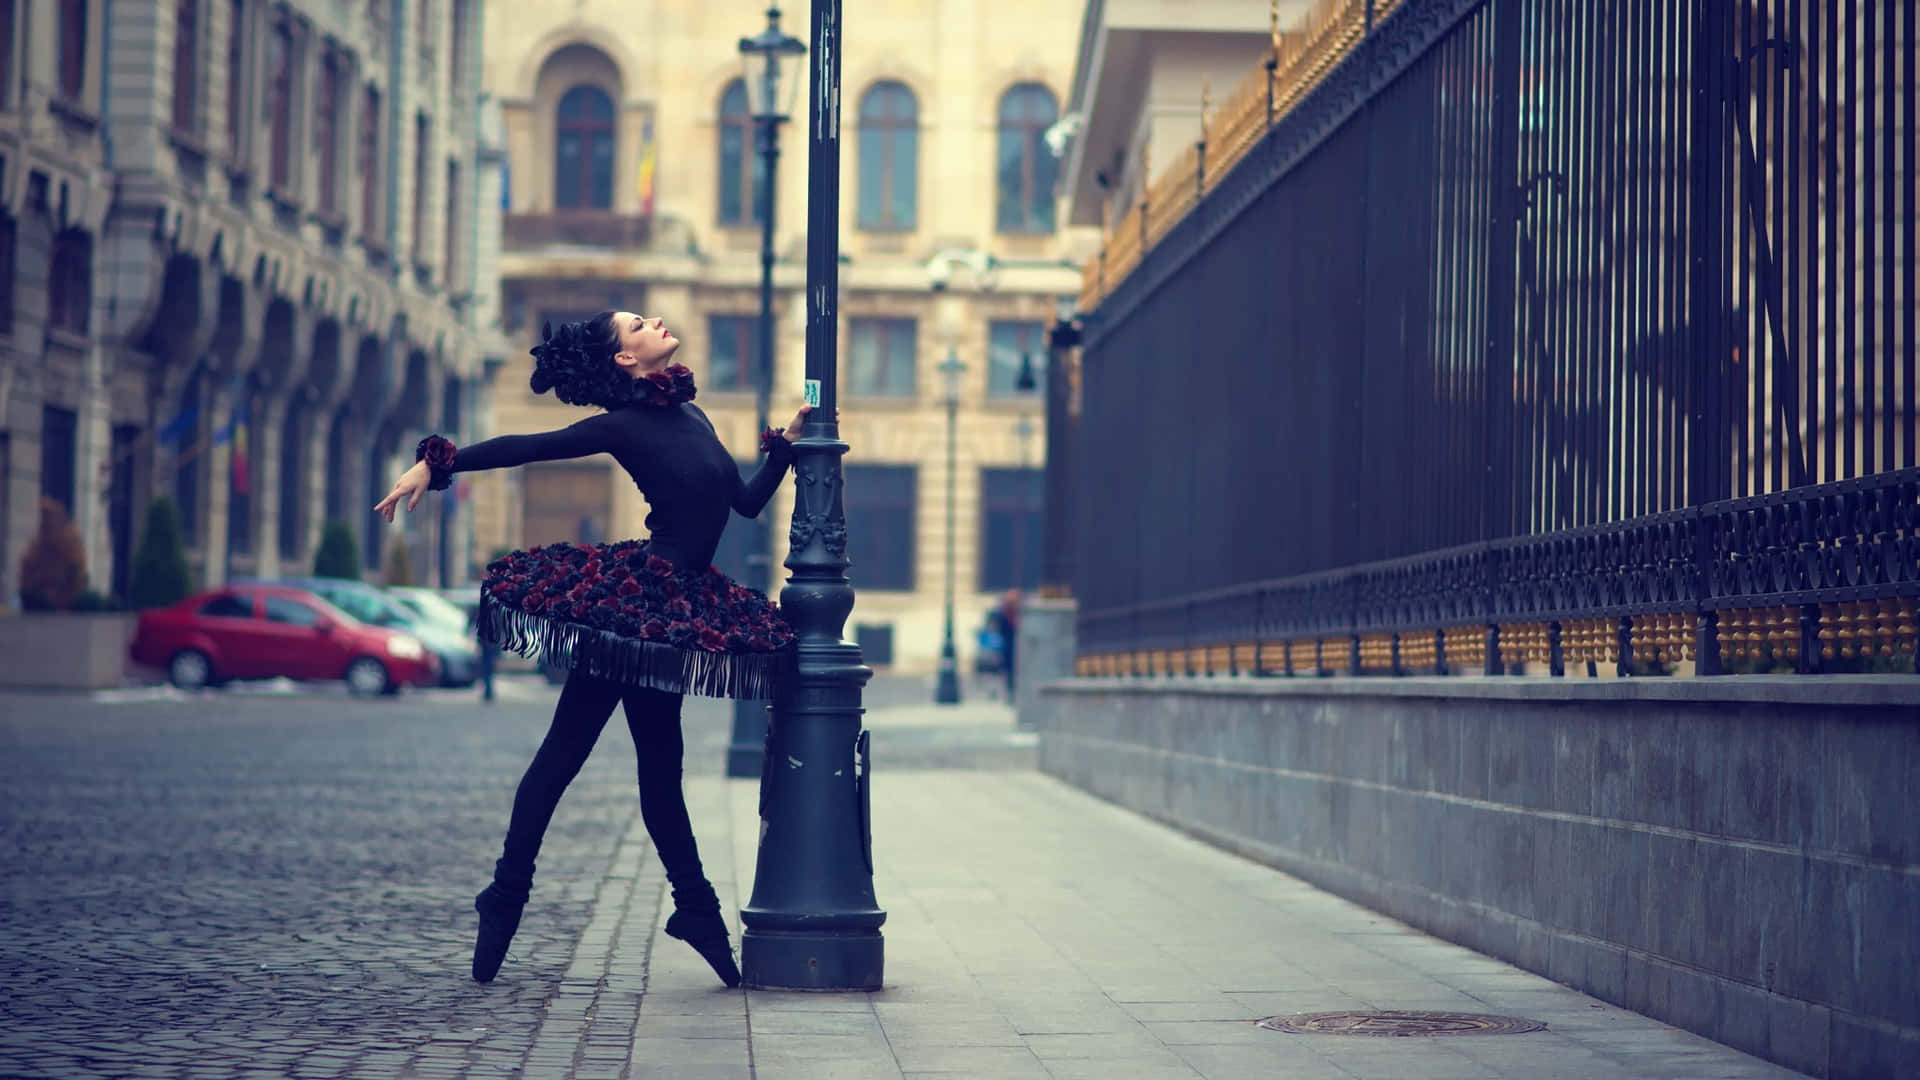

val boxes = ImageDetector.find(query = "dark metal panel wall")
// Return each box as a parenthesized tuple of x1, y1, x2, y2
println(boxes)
(1071, 0, 1920, 675)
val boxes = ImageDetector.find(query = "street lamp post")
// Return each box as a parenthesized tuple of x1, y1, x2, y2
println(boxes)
(739, 0, 886, 991)
(1012, 413, 1035, 591)
(726, 7, 806, 780)
(934, 350, 966, 705)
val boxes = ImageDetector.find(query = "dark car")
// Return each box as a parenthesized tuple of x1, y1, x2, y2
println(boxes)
(129, 585, 438, 696)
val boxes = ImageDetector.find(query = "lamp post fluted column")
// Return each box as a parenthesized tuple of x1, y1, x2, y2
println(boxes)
(738, 0, 885, 991)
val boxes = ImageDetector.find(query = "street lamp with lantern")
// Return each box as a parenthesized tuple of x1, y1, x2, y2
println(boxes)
(725, 7, 807, 781)
(934, 348, 966, 705)
(1012, 412, 1036, 590)
(737, 0, 886, 992)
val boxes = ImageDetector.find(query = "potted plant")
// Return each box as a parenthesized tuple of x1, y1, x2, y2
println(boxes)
(0, 498, 136, 689)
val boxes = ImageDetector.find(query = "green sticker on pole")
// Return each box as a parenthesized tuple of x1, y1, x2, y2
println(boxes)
(803, 379, 821, 408)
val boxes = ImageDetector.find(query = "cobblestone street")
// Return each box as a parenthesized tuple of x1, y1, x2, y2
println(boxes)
(0, 678, 674, 1080)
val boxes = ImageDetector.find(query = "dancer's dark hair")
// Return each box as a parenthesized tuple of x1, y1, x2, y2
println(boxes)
(528, 312, 627, 408)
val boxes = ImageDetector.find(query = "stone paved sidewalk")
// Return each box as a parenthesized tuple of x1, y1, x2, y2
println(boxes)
(542, 708, 1807, 1080)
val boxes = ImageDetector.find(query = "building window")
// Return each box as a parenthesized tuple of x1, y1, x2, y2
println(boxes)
(58, 0, 86, 101)
(314, 53, 340, 215)
(227, 385, 253, 556)
(40, 406, 78, 513)
(278, 405, 304, 560)
(267, 20, 294, 190)
(324, 406, 349, 524)
(554, 85, 614, 210)
(996, 83, 1059, 233)
(857, 82, 917, 231)
(847, 318, 916, 397)
(448, 0, 469, 96)
(443, 160, 461, 288)
(987, 321, 1046, 397)
(47, 230, 91, 335)
(110, 424, 137, 604)
(0, 212, 14, 336)
(1, 0, 15, 110)
(172, 0, 199, 132)
(979, 467, 1043, 592)
(706, 315, 760, 393)
(415, 0, 433, 63)
(176, 374, 204, 543)
(412, 112, 430, 261)
(843, 464, 916, 591)
(225, 0, 246, 153)
(359, 84, 382, 239)
(717, 80, 758, 226)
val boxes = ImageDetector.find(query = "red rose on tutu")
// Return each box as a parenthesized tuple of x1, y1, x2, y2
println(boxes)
(520, 593, 547, 614)
(617, 579, 643, 597)
(640, 618, 669, 640)
(646, 554, 674, 577)
(698, 627, 729, 651)
(665, 597, 693, 619)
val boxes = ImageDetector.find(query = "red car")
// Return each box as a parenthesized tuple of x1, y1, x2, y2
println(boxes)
(130, 584, 439, 696)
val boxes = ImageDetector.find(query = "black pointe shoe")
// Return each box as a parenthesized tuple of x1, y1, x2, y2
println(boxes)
(665, 909, 742, 988)
(472, 887, 525, 983)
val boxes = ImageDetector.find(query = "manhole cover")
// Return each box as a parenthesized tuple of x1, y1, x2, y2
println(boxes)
(1258, 1011, 1547, 1037)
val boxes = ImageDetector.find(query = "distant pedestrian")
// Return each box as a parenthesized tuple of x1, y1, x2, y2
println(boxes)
(377, 312, 823, 988)
(476, 627, 499, 703)
(991, 590, 1022, 698)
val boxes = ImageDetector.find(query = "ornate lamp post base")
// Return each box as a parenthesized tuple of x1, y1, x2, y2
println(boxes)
(742, 932, 884, 990)
(740, 626, 885, 989)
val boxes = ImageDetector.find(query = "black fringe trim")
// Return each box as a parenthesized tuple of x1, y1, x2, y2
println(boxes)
(479, 591, 786, 700)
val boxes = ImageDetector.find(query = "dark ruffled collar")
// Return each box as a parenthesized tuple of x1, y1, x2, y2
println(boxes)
(635, 364, 697, 407)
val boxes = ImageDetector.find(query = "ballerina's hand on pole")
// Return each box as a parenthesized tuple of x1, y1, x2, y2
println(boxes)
(783, 404, 837, 435)
(375, 461, 433, 523)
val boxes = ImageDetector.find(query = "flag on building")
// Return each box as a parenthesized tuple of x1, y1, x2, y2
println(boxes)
(637, 130, 656, 216)
(212, 396, 250, 495)
(231, 405, 250, 496)
(156, 402, 198, 448)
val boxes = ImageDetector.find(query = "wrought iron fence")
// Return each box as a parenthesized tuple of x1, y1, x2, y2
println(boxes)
(1068, 0, 1920, 677)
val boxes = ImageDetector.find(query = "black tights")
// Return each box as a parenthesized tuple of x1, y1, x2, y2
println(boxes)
(488, 671, 713, 913)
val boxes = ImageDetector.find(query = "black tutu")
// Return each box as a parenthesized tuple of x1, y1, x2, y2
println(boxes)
(477, 539, 793, 699)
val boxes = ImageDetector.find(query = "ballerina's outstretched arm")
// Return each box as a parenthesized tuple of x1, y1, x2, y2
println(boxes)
(375, 412, 622, 522)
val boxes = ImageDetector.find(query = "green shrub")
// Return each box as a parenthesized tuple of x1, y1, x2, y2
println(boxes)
(313, 520, 361, 580)
(129, 496, 192, 610)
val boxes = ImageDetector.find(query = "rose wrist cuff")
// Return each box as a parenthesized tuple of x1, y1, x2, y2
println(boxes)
(416, 434, 457, 491)
(760, 427, 795, 464)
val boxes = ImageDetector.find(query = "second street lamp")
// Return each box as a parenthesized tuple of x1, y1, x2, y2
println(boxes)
(935, 349, 965, 705)
(726, 7, 806, 780)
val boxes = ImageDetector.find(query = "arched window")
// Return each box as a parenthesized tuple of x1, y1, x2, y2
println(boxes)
(47, 229, 91, 334)
(857, 82, 917, 231)
(717, 80, 758, 226)
(555, 84, 615, 209)
(996, 83, 1059, 233)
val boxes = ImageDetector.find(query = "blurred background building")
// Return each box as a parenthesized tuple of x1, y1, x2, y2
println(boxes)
(480, 0, 1093, 673)
(0, 0, 508, 605)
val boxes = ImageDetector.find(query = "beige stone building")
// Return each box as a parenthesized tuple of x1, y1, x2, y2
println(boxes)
(478, 0, 1093, 672)
(1, 0, 507, 605)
